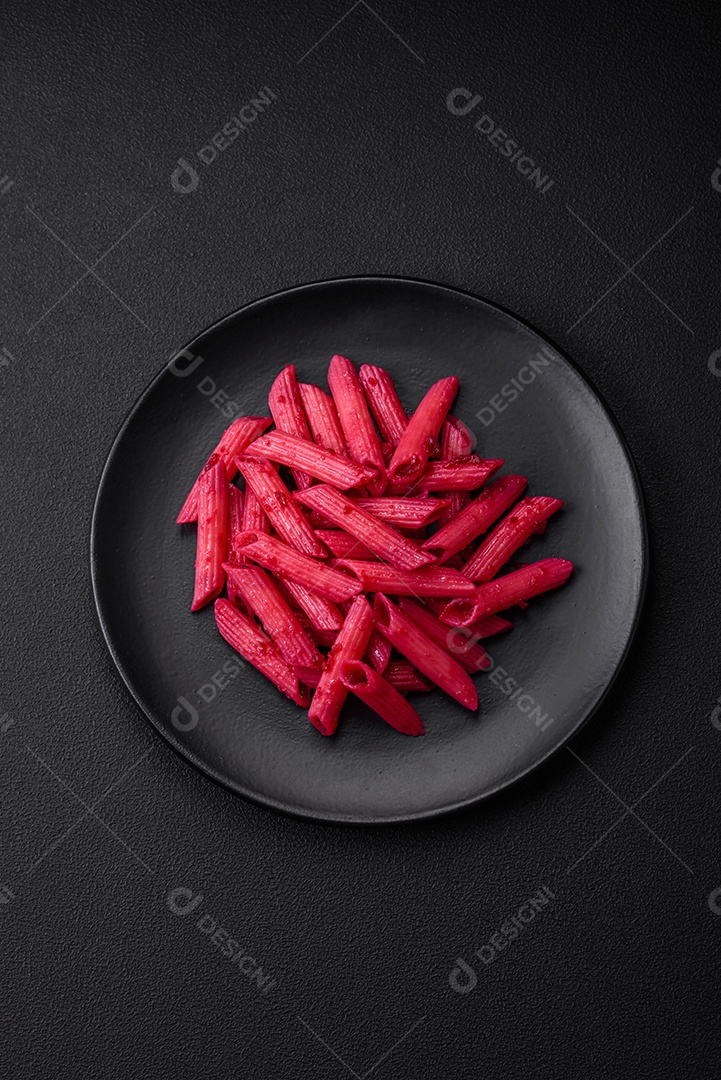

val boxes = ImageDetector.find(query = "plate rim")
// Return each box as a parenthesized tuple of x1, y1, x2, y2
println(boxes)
(90, 274, 650, 825)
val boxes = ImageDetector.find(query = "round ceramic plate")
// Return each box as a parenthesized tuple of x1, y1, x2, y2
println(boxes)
(91, 277, 647, 823)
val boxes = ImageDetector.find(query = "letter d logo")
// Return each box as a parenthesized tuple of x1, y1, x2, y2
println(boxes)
(167, 886, 204, 917)
(448, 957, 478, 994)
(711, 160, 721, 193)
(171, 696, 199, 732)
(171, 157, 200, 195)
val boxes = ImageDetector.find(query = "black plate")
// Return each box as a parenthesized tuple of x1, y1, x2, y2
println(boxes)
(91, 277, 647, 824)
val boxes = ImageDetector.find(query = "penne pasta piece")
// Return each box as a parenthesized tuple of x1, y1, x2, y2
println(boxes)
(422, 475, 528, 562)
(389, 456, 504, 494)
(351, 497, 451, 529)
(177, 416, 271, 523)
(314, 529, 380, 561)
(268, 364, 313, 488)
(244, 430, 377, 489)
(383, 661, 434, 693)
(224, 565, 324, 669)
(387, 376, 458, 483)
(358, 364, 409, 447)
(232, 482, 271, 565)
(439, 415, 474, 524)
(334, 559, 476, 596)
(282, 580, 345, 631)
(373, 594, 478, 710)
(309, 595, 375, 735)
(460, 496, 564, 582)
(439, 558, 574, 626)
(467, 613, 514, 638)
(236, 457, 328, 558)
(293, 484, 436, 570)
(234, 531, 362, 602)
(293, 665, 323, 688)
(298, 383, 348, 456)
(226, 485, 245, 568)
(242, 483, 270, 534)
(422, 600, 512, 638)
(397, 597, 490, 674)
(214, 598, 309, 707)
(327, 355, 387, 494)
(339, 661, 425, 736)
(191, 461, 228, 611)
(287, 599, 340, 645)
(366, 627, 392, 673)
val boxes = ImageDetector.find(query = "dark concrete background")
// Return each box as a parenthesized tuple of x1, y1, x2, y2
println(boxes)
(1, 1, 720, 1075)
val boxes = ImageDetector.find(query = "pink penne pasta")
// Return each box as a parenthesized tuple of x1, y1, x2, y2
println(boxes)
(242, 483, 270, 533)
(397, 597, 490, 674)
(282, 580, 345, 631)
(231, 482, 271, 565)
(334, 559, 477, 597)
(387, 377, 458, 483)
(226, 496, 247, 609)
(422, 475, 528, 562)
(191, 461, 228, 611)
(383, 661, 434, 693)
(388, 456, 504, 494)
(293, 484, 436, 571)
(214, 598, 309, 707)
(236, 457, 327, 558)
(314, 529, 381, 561)
(373, 594, 478, 710)
(309, 595, 375, 735)
(460, 496, 564, 582)
(339, 661, 425, 736)
(293, 665, 323, 688)
(439, 558, 574, 626)
(422, 601, 513, 638)
(244, 430, 377, 489)
(224, 565, 324, 669)
(298, 382, 348, 456)
(439, 415, 474, 524)
(226, 485, 245, 568)
(268, 364, 313, 488)
(366, 627, 392, 673)
(234, 531, 361, 602)
(181, 361, 578, 741)
(351, 497, 451, 529)
(327, 355, 387, 495)
(358, 364, 409, 447)
(468, 614, 514, 638)
(177, 416, 271, 523)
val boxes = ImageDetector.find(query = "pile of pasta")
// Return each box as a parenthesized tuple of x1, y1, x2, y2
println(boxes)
(177, 356, 573, 736)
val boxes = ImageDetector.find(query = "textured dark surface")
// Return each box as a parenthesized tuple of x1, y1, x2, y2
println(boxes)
(1, 0, 719, 1076)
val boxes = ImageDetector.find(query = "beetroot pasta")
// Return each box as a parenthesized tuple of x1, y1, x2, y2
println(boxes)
(176, 357, 574, 736)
